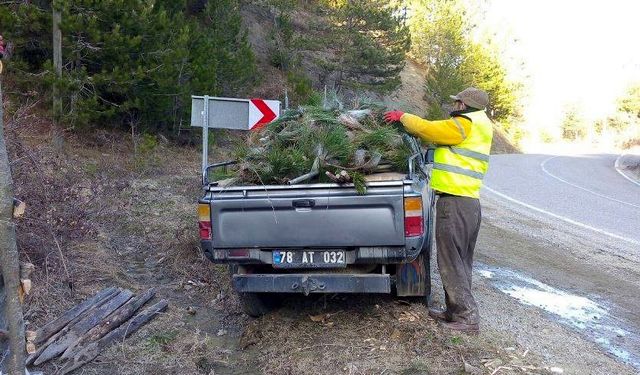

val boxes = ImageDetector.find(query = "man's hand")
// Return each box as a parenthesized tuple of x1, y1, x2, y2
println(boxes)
(383, 110, 405, 123)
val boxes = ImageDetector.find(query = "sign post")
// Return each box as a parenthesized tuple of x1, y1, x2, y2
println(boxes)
(191, 96, 281, 175)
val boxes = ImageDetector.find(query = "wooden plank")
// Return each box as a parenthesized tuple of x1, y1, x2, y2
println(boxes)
(60, 288, 155, 360)
(34, 289, 133, 365)
(27, 288, 120, 366)
(34, 287, 117, 345)
(59, 299, 168, 375)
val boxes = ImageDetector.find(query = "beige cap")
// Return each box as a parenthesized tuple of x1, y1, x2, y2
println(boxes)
(450, 87, 489, 109)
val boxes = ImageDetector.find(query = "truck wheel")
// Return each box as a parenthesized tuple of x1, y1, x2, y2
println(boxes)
(418, 248, 432, 306)
(228, 265, 280, 317)
(400, 254, 432, 306)
(420, 194, 435, 305)
(237, 292, 279, 317)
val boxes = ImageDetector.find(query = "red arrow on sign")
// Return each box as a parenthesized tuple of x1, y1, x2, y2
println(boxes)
(250, 99, 278, 130)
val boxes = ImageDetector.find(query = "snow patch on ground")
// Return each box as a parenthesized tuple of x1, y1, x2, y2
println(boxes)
(476, 264, 640, 369)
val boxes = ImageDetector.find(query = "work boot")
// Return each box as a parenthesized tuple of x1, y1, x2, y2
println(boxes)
(439, 320, 480, 333)
(428, 307, 449, 322)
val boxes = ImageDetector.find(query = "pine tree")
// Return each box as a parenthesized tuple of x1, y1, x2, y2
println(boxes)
(309, 0, 410, 93)
(407, 0, 520, 125)
(0, 0, 258, 135)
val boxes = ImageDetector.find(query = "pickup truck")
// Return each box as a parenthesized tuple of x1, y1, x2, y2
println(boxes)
(198, 151, 435, 316)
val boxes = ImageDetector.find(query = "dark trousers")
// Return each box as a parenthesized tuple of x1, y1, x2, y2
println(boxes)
(436, 195, 481, 324)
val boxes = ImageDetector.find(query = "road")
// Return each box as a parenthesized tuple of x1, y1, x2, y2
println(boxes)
(464, 153, 640, 373)
(484, 154, 640, 246)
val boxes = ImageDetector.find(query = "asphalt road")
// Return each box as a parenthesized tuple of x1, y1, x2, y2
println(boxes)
(483, 153, 640, 246)
(472, 153, 640, 373)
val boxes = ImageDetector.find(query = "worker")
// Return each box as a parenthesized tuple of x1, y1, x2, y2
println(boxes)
(384, 87, 493, 333)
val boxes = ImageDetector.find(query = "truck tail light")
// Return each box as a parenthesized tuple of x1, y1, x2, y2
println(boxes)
(198, 203, 212, 240)
(404, 197, 424, 237)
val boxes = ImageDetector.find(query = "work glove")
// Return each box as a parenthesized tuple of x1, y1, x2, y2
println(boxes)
(383, 110, 405, 123)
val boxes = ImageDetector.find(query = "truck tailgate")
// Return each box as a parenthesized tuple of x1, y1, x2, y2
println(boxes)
(209, 182, 406, 248)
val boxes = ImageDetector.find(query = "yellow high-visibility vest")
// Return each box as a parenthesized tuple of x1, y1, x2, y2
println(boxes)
(431, 110, 493, 198)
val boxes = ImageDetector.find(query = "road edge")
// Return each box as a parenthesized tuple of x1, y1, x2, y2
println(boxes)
(614, 153, 640, 187)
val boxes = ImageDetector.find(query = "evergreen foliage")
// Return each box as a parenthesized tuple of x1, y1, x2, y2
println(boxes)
(407, 0, 520, 127)
(560, 105, 588, 141)
(0, 0, 257, 134)
(306, 0, 411, 93)
(229, 104, 416, 191)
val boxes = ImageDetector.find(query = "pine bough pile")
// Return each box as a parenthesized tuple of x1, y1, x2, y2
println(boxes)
(223, 105, 421, 193)
(27, 287, 167, 374)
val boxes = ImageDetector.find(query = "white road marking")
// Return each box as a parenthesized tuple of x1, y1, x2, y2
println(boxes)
(483, 185, 640, 247)
(614, 154, 640, 188)
(541, 156, 640, 210)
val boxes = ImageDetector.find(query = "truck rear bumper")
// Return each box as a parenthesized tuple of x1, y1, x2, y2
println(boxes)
(232, 274, 391, 295)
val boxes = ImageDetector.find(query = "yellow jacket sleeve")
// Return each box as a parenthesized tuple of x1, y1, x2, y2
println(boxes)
(399, 113, 472, 145)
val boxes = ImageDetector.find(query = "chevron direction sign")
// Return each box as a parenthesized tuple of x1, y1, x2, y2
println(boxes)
(191, 96, 281, 131)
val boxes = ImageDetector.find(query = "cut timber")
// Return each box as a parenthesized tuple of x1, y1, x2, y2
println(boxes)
(288, 170, 319, 185)
(60, 288, 155, 360)
(58, 299, 169, 375)
(364, 172, 406, 182)
(34, 289, 133, 365)
(18, 262, 35, 302)
(27, 288, 120, 365)
(34, 287, 117, 345)
(26, 330, 37, 342)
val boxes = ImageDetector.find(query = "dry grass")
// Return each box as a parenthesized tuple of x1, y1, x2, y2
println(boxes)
(240, 296, 549, 375)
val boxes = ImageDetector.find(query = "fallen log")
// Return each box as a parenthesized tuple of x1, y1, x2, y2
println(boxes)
(27, 288, 120, 365)
(34, 287, 117, 345)
(58, 299, 169, 375)
(60, 288, 155, 360)
(34, 289, 134, 365)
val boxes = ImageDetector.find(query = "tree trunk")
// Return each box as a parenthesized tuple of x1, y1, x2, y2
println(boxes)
(0, 77, 26, 374)
(52, 3, 64, 148)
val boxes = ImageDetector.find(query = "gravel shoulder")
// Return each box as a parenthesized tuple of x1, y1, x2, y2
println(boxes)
(468, 191, 640, 374)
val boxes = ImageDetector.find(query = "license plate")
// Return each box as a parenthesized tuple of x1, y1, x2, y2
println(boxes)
(272, 250, 346, 268)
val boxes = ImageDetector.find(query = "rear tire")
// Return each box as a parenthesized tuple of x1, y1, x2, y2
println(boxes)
(229, 264, 280, 317)
(237, 292, 279, 317)
(395, 228, 433, 306)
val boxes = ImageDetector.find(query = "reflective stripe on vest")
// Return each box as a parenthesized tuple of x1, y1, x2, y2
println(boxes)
(433, 162, 484, 179)
(448, 146, 490, 162)
(431, 110, 493, 198)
